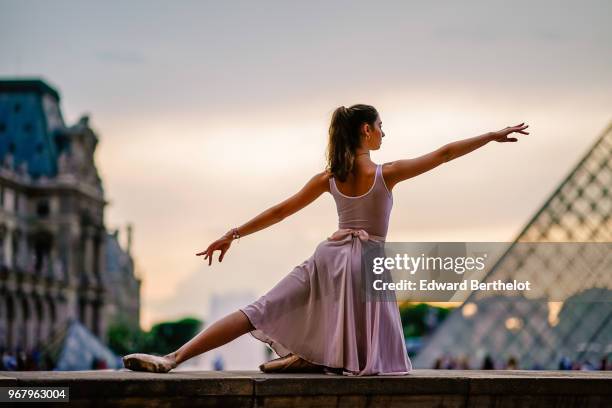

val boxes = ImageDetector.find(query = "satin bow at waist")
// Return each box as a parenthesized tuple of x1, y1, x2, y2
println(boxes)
(327, 228, 386, 243)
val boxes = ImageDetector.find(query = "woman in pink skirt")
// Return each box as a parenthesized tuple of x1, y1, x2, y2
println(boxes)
(123, 104, 528, 375)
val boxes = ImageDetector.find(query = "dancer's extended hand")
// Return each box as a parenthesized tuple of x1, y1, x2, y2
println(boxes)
(490, 123, 529, 142)
(196, 235, 232, 266)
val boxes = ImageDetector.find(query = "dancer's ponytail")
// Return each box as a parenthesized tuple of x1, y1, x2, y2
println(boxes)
(326, 104, 378, 182)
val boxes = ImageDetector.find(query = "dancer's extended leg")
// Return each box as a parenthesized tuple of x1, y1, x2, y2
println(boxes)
(123, 310, 254, 372)
(170, 310, 255, 365)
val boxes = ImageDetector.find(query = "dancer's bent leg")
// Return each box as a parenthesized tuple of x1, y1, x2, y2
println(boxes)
(167, 310, 255, 365)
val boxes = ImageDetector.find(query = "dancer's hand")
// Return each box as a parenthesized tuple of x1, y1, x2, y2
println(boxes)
(490, 123, 529, 142)
(196, 234, 233, 266)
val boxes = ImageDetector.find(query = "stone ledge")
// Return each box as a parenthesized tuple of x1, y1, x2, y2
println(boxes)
(1, 369, 611, 408)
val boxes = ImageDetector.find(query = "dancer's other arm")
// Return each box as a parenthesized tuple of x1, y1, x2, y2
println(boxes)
(383, 123, 529, 191)
(196, 170, 331, 265)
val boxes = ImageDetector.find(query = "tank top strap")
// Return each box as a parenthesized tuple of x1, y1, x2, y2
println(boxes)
(371, 163, 382, 191)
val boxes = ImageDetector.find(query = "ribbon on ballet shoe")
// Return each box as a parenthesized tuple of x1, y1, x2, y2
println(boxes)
(327, 228, 370, 242)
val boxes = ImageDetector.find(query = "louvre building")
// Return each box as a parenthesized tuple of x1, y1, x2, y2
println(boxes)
(414, 122, 612, 370)
(0, 79, 141, 354)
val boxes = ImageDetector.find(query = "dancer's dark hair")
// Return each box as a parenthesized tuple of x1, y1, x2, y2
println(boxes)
(326, 104, 378, 182)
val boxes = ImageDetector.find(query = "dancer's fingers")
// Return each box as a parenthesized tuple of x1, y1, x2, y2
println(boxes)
(510, 126, 529, 135)
(210, 247, 217, 265)
(197, 243, 214, 257)
(221, 247, 229, 262)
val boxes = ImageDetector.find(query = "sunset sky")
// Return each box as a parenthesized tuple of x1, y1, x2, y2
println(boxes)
(2, 1, 611, 329)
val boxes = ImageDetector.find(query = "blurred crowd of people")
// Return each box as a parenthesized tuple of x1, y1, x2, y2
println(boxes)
(1, 347, 53, 371)
(433, 354, 610, 371)
(1, 347, 112, 371)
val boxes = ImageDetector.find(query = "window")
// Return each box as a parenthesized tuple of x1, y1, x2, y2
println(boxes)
(37, 200, 50, 217)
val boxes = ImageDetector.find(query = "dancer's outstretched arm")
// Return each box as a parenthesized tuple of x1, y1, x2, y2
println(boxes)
(383, 123, 529, 191)
(197, 170, 331, 265)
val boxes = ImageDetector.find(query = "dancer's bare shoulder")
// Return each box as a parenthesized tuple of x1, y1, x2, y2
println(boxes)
(290, 169, 332, 198)
(319, 169, 333, 193)
(296, 169, 333, 196)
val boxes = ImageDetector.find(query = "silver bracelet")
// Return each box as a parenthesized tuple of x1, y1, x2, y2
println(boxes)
(231, 227, 241, 241)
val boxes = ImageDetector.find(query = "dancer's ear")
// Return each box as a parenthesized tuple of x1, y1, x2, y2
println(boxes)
(359, 122, 372, 144)
(360, 122, 371, 136)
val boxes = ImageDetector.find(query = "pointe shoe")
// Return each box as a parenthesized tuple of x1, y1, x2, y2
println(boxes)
(122, 353, 177, 373)
(259, 353, 325, 373)
(258, 354, 294, 372)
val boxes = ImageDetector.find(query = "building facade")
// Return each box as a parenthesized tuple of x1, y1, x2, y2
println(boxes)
(0, 79, 140, 353)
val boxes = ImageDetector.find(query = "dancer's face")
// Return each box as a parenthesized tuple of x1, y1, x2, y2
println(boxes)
(361, 115, 385, 150)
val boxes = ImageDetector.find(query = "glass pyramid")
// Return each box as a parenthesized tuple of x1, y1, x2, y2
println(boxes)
(413, 122, 612, 370)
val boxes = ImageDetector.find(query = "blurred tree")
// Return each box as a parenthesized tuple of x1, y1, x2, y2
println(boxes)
(107, 319, 147, 355)
(399, 303, 451, 338)
(107, 317, 203, 356)
(142, 317, 203, 355)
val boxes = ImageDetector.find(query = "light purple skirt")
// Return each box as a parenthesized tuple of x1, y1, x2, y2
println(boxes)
(239, 231, 412, 376)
